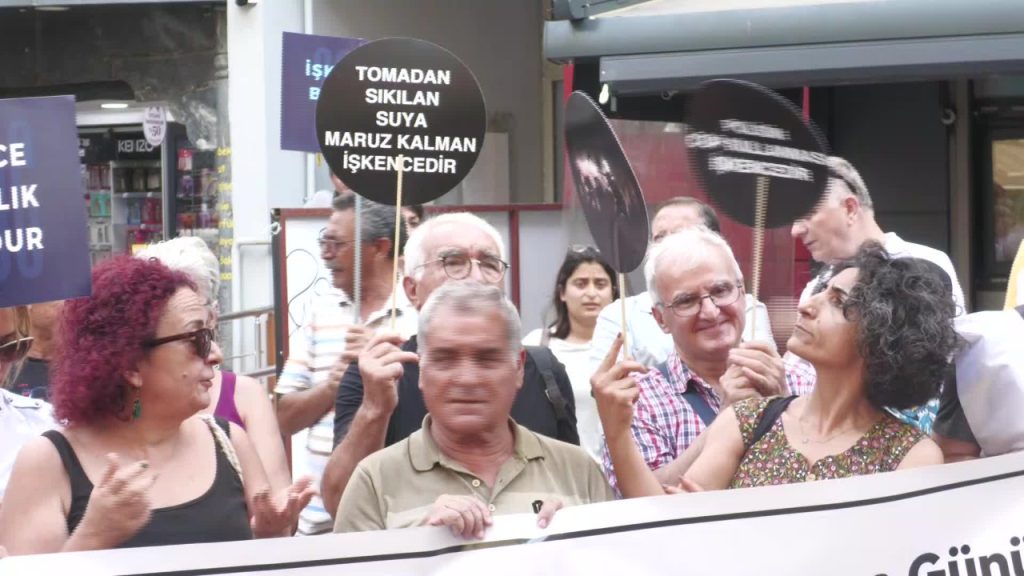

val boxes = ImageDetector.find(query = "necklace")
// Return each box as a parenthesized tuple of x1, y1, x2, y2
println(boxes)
(796, 415, 861, 445)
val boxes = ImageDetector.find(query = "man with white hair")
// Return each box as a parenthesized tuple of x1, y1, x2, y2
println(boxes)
(275, 194, 417, 535)
(334, 282, 612, 537)
(589, 197, 774, 372)
(320, 212, 578, 519)
(789, 156, 965, 432)
(593, 228, 811, 495)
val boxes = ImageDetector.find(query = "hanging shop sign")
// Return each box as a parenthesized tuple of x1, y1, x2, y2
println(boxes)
(0, 95, 91, 307)
(686, 79, 830, 228)
(315, 37, 487, 205)
(143, 105, 167, 147)
(280, 31, 365, 153)
(564, 91, 649, 274)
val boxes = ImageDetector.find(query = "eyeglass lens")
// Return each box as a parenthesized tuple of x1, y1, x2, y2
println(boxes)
(442, 254, 506, 282)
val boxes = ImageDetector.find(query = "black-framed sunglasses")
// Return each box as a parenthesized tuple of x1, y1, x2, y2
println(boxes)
(144, 327, 215, 359)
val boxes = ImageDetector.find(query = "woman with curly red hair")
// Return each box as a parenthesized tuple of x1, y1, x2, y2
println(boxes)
(0, 256, 315, 554)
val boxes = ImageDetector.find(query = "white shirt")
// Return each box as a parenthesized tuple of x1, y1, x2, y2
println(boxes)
(521, 329, 602, 462)
(277, 285, 417, 535)
(798, 232, 965, 313)
(589, 292, 774, 374)
(0, 389, 56, 499)
(953, 308, 1024, 456)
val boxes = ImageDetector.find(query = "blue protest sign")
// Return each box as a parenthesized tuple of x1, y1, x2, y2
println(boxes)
(0, 95, 91, 307)
(281, 31, 365, 153)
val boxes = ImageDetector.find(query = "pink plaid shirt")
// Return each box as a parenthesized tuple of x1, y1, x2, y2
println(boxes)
(601, 353, 815, 490)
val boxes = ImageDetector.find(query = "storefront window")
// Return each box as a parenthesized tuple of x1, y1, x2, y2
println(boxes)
(992, 138, 1024, 265)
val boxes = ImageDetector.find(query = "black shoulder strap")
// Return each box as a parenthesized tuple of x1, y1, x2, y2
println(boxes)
(656, 361, 717, 427)
(748, 395, 798, 449)
(213, 415, 231, 437)
(42, 430, 92, 488)
(525, 346, 569, 424)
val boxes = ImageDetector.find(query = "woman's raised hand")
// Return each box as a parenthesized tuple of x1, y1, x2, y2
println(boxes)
(74, 453, 157, 548)
(250, 476, 317, 538)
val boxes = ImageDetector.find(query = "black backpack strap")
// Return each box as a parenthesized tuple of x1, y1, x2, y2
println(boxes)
(656, 361, 717, 427)
(747, 395, 798, 449)
(526, 346, 569, 424)
(526, 346, 579, 445)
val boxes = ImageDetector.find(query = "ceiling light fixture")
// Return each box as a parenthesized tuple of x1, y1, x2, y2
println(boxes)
(100, 102, 130, 110)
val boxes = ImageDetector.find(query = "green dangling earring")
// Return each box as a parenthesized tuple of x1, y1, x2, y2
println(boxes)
(131, 398, 142, 421)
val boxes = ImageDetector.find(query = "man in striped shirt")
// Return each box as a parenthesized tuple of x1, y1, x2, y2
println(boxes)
(275, 195, 417, 535)
(596, 228, 813, 495)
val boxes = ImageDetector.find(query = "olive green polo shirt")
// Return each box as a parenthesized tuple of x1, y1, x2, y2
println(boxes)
(334, 416, 615, 532)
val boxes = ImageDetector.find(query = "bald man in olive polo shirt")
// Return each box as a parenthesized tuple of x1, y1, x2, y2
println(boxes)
(334, 282, 613, 539)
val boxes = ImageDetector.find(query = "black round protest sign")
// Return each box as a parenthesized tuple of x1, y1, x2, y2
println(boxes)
(315, 38, 486, 205)
(686, 79, 829, 228)
(564, 91, 649, 273)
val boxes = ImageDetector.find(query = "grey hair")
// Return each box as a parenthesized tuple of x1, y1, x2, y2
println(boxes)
(332, 194, 407, 256)
(136, 237, 219, 304)
(403, 212, 506, 279)
(417, 281, 521, 357)
(827, 156, 873, 210)
(645, 227, 743, 306)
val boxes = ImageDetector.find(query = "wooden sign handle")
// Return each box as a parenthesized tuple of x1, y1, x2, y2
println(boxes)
(749, 176, 769, 339)
(390, 158, 405, 331)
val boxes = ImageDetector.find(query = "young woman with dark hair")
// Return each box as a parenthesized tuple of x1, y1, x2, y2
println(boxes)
(523, 246, 618, 461)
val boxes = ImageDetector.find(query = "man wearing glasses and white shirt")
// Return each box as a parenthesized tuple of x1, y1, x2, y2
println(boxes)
(589, 196, 775, 372)
(320, 212, 579, 520)
(275, 194, 417, 535)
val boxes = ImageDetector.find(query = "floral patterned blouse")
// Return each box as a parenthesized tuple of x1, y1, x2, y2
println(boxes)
(729, 397, 925, 489)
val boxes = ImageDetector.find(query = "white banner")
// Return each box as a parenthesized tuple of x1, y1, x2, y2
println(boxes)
(5, 451, 1024, 576)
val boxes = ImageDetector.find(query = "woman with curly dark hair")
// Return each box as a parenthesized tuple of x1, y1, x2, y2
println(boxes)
(0, 256, 315, 555)
(599, 242, 958, 493)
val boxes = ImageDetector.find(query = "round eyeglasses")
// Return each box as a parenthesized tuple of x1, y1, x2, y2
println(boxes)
(418, 252, 510, 283)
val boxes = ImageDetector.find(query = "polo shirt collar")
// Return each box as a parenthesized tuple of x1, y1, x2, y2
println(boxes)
(336, 284, 412, 323)
(409, 415, 544, 472)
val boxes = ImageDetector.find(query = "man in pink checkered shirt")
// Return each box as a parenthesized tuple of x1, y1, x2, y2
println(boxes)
(596, 228, 814, 495)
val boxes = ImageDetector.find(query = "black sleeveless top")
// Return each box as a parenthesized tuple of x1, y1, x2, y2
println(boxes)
(43, 418, 253, 548)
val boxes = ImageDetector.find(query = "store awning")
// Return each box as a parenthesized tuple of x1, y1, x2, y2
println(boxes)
(545, 0, 1024, 93)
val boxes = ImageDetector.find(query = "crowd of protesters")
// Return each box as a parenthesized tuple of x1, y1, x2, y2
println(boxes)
(1, 156, 1022, 557)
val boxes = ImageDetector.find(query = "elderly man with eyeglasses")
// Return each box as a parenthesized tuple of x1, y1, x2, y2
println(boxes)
(0, 305, 56, 503)
(591, 228, 813, 496)
(320, 212, 579, 520)
(275, 193, 417, 536)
